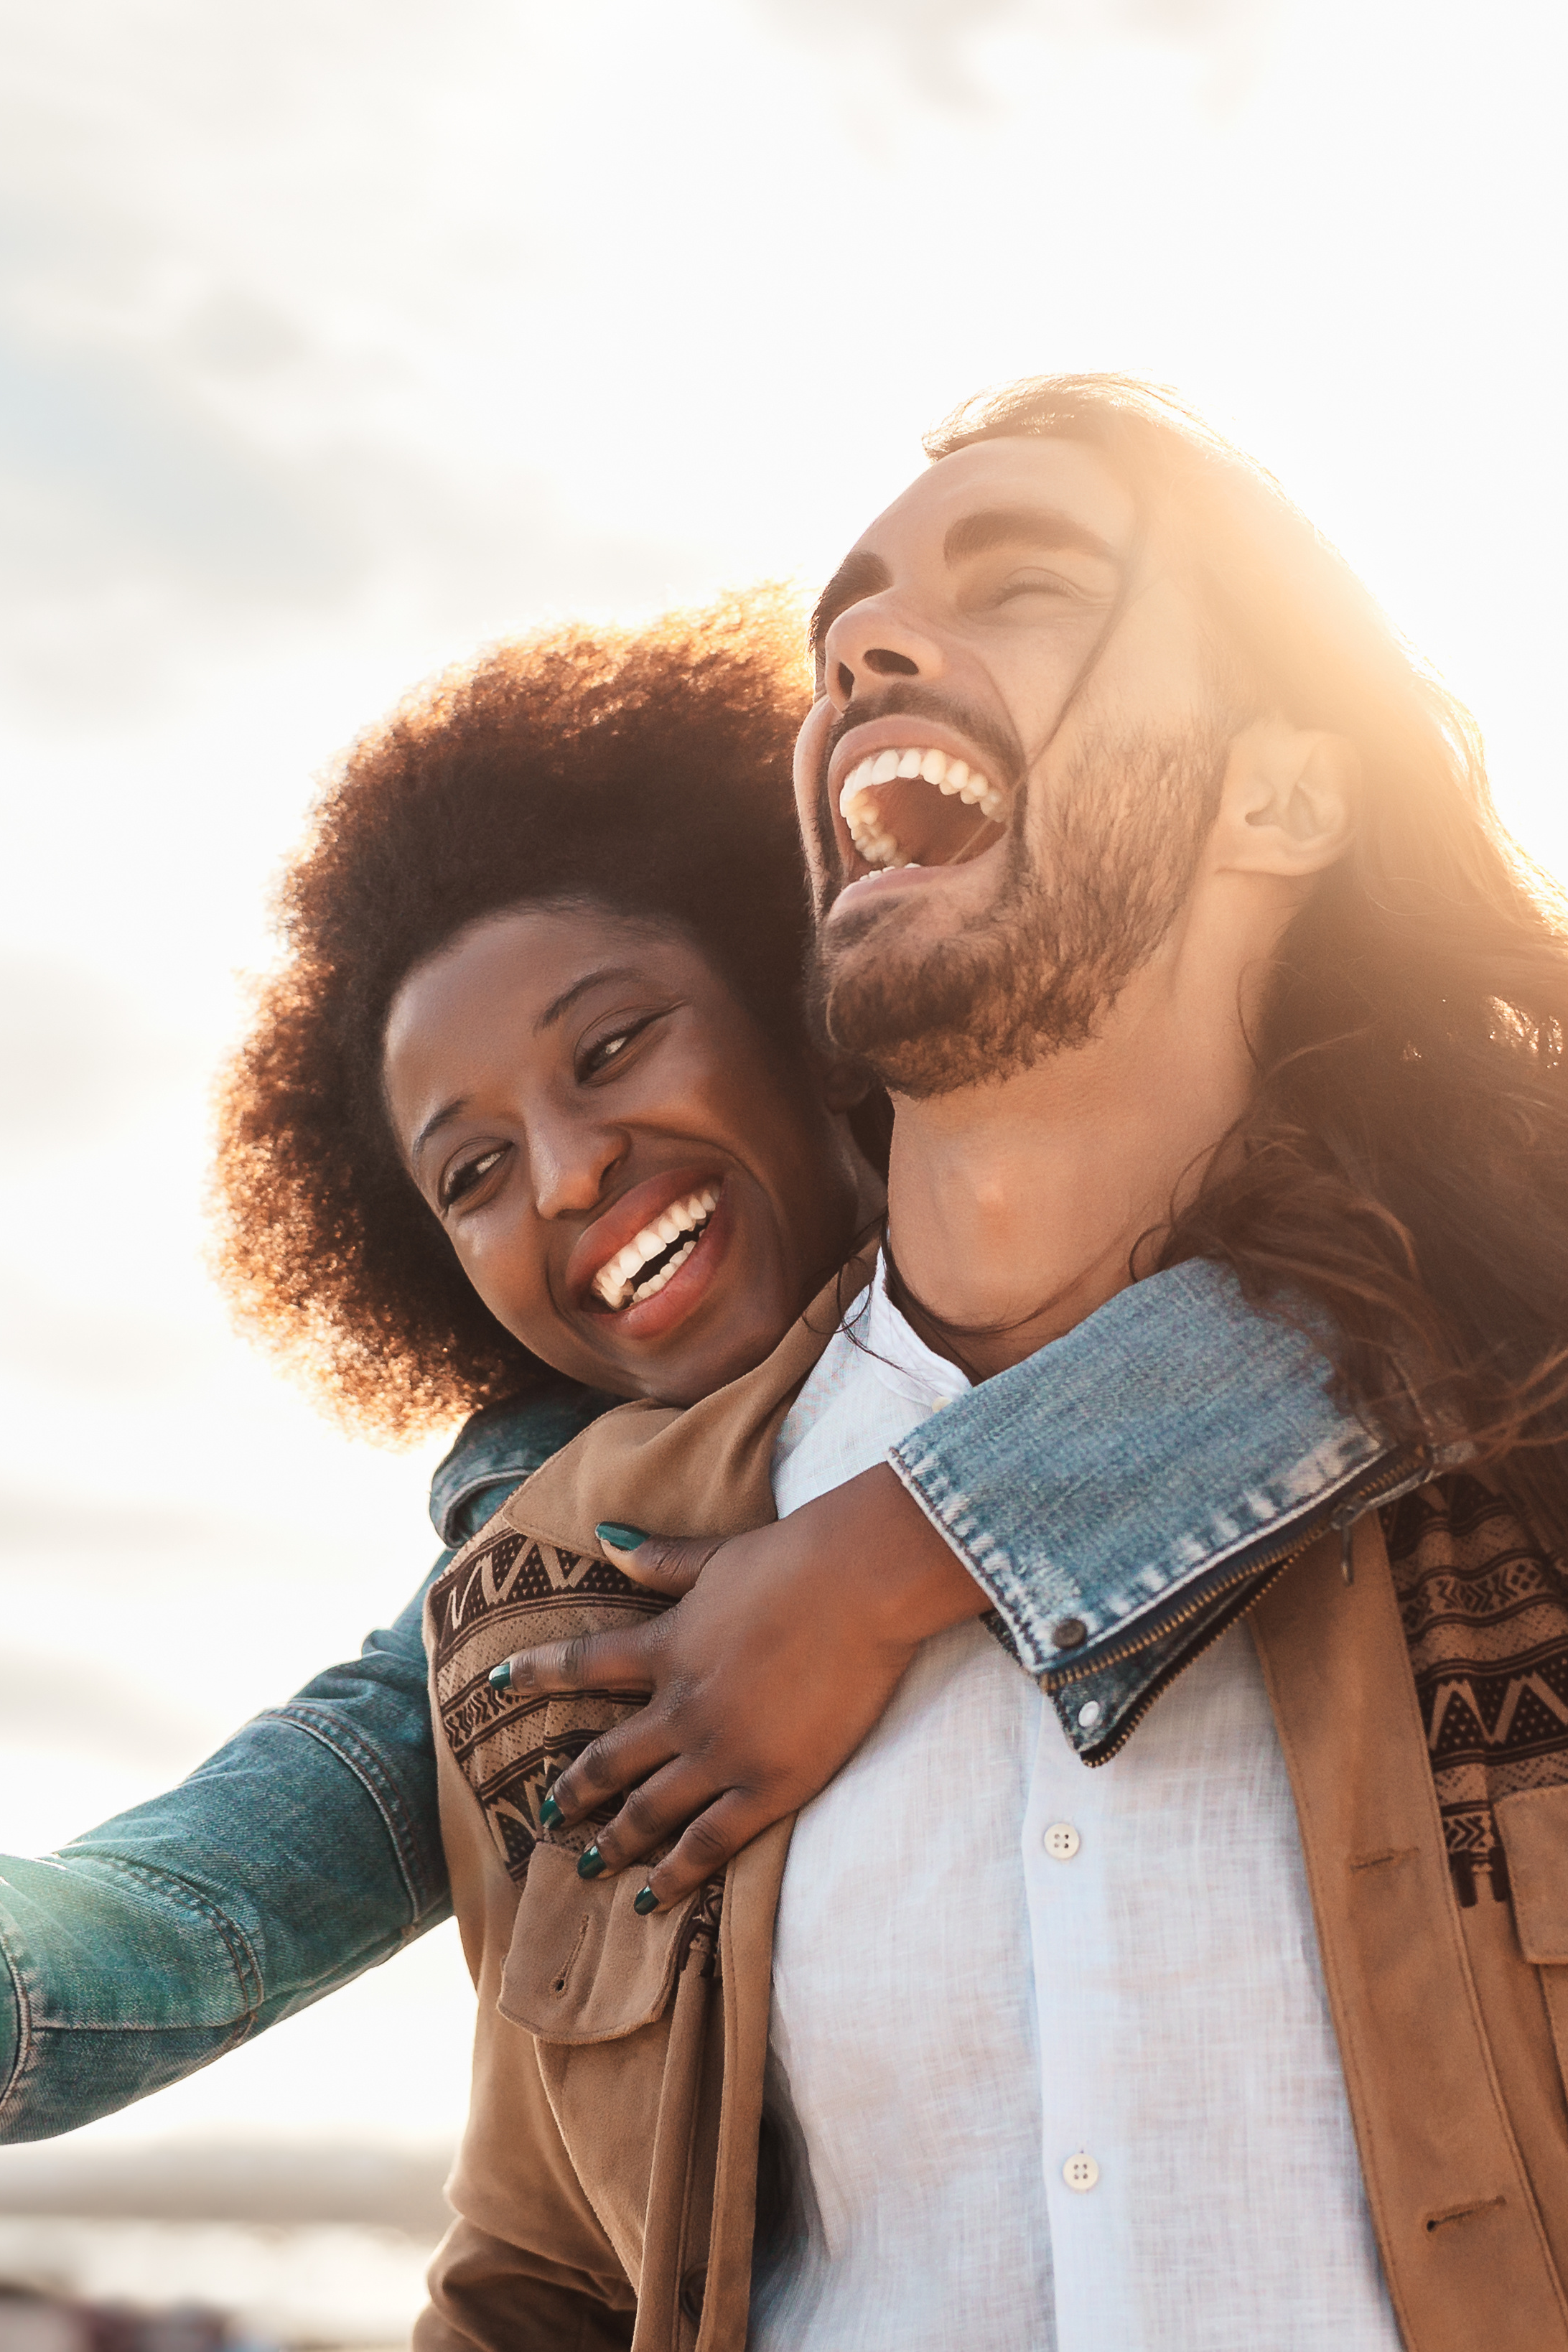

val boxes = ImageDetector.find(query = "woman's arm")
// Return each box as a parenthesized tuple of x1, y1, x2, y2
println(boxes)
(508, 1262, 1400, 1901)
(0, 1384, 609, 2143)
(0, 1576, 445, 2140)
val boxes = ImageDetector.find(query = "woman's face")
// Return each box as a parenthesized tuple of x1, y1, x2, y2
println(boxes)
(383, 905, 879, 1404)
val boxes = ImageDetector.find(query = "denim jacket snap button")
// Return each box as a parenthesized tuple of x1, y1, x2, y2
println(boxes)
(1053, 1617, 1088, 1650)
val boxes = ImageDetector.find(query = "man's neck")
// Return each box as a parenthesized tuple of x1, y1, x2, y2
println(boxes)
(884, 960, 1258, 1381)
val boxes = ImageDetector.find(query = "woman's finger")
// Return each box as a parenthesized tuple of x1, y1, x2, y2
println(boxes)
(490, 1623, 658, 1699)
(543, 1710, 681, 1830)
(566, 1754, 728, 1877)
(597, 1525, 725, 1598)
(633, 1791, 770, 1913)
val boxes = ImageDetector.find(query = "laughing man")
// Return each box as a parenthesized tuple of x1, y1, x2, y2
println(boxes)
(442, 378, 1568, 2351)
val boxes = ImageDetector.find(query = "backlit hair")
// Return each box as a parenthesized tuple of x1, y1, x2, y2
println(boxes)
(210, 589, 816, 1442)
(930, 375, 1568, 1537)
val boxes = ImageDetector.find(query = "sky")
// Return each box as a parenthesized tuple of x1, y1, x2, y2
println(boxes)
(1, 0, 1566, 2162)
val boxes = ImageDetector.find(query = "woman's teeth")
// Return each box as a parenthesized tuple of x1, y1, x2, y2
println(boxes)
(838, 745, 1007, 869)
(592, 1185, 719, 1310)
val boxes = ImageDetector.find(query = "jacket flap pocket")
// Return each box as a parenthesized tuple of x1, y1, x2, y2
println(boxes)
(1496, 1786, 1568, 1963)
(498, 1843, 700, 2045)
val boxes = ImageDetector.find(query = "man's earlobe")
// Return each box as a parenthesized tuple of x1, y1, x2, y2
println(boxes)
(1225, 724, 1358, 879)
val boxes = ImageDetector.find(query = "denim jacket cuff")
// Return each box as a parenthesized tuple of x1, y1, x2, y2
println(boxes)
(887, 1259, 1401, 1691)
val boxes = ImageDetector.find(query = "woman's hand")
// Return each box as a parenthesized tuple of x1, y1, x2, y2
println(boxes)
(490, 1464, 990, 1910)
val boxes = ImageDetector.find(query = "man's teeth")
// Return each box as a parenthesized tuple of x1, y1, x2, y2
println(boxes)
(592, 1185, 719, 1310)
(837, 745, 1007, 868)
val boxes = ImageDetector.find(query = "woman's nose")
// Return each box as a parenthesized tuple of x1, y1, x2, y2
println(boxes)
(528, 1111, 627, 1222)
(824, 595, 946, 714)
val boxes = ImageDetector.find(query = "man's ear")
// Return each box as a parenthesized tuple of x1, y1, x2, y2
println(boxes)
(1215, 719, 1359, 879)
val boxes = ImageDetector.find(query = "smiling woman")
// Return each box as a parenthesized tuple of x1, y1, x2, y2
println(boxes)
(379, 905, 874, 1404)
(213, 587, 882, 1434)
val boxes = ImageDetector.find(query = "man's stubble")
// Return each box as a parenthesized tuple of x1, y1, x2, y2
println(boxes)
(807, 724, 1231, 1101)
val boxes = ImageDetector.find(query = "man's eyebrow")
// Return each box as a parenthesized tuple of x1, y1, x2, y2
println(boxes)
(941, 506, 1121, 569)
(808, 551, 892, 663)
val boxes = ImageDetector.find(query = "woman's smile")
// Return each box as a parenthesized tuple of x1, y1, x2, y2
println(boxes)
(572, 1167, 724, 1315)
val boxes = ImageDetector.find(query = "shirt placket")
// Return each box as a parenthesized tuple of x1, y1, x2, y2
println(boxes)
(1022, 1698, 1136, 2350)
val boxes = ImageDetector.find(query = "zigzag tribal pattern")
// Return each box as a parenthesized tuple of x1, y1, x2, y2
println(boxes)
(1383, 1472, 1568, 1907)
(428, 1514, 669, 1885)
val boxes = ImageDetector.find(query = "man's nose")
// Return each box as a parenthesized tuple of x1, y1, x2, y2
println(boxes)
(528, 1110, 627, 1222)
(823, 596, 946, 714)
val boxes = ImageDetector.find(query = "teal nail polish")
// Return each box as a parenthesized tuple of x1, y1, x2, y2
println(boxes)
(539, 1792, 564, 1831)
(596, 1522, 648, 1551)
(633, 1885, 658, 1916)
(488, 1660, 513, 1691)
(577, 1846, 605, 1879)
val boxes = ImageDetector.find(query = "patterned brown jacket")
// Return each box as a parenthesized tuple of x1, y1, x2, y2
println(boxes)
(417, 1279, 1568, 2352)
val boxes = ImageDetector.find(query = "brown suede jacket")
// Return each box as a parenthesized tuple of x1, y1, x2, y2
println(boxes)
(418, 1271, 1568, 2352)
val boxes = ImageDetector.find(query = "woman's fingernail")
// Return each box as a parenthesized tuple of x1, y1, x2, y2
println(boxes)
(577, 1846, 606, 1879)
(488, 1660, 513, 1691)
(596, 1522, 648, 1551)
(633, 1885, 659, 1915)
(539, 1792, 565, 1831)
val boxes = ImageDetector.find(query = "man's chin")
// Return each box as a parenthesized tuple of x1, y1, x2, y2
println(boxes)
(811, 935, 1003, 1102)
(811, 912, 1109, 1101)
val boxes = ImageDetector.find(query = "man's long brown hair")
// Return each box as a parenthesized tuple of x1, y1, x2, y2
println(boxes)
(930, 375, 1568, 1539)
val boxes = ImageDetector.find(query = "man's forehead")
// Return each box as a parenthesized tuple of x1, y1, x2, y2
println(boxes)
(848, 434, 1137, 562)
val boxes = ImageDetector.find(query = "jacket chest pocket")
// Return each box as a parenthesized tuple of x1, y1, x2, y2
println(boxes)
(1496, 1785, 1568, 2086)
(500, 1843, 709, 2044)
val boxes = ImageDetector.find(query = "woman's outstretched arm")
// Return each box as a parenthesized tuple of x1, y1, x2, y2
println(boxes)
(0, 1386, 607, 2142)
(0, 1578, 446, 2140)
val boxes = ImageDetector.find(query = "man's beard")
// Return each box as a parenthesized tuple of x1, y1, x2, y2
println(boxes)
(808, 722, 1230, 1101)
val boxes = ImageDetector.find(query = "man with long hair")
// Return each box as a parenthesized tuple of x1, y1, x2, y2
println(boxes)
(510, 378, 1568, 2347)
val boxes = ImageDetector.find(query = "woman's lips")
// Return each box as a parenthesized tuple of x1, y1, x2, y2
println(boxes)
(590, 1180, 719, 1309)
(589, 1182, 732, 1343)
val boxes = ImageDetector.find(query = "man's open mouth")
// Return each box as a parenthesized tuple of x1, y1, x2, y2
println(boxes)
(589, 1184, 719, 1311)
(837, 745, 1009, 874)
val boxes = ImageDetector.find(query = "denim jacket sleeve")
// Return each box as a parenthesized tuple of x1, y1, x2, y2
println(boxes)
(0, 1382, 610, 2143)
(888, 1259, 1426, 1745)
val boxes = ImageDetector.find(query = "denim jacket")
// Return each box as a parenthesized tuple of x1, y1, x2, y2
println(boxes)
(0, 1264, 1392, 2142)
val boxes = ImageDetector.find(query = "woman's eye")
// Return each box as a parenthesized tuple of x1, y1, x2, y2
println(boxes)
(440, 1146, 505, 1210)
(580, 1014, 659, 1079)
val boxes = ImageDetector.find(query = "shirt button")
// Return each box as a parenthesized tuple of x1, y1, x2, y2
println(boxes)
(1063, 2151, 1101, 2193)
(1053, 1617, 1087, 1650)
(1076, 1699, 1103, 1730)
(1042, 1821, 1081, 1861)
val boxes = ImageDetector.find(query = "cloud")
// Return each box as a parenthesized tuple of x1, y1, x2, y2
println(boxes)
(751, 0, 1276, 106)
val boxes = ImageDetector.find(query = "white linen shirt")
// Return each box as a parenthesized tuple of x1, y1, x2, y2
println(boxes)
(752, 1257, 1402, 2352)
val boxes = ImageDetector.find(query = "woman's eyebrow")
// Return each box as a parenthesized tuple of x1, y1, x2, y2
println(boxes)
(942, 505, 1121, 567)
(536, 965, 645, 1032)
(412, 1096, 467, 1163)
